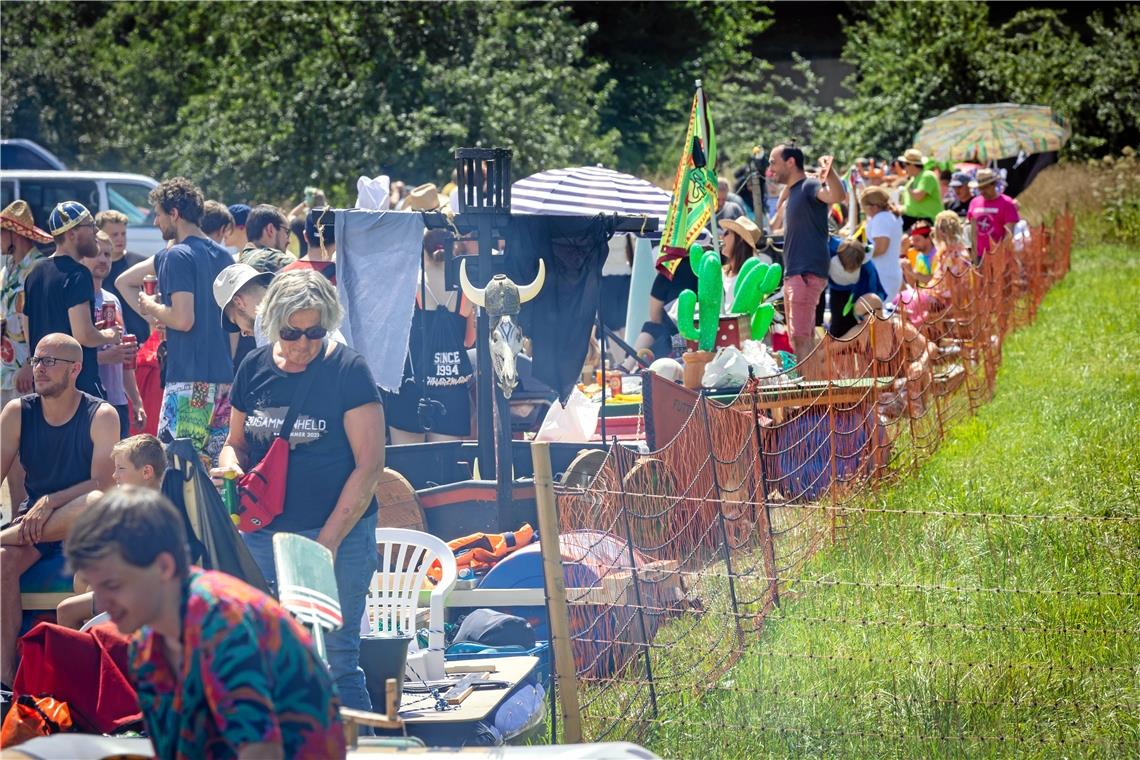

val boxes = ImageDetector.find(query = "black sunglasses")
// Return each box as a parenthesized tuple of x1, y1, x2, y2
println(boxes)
(279, 325, 328, 342)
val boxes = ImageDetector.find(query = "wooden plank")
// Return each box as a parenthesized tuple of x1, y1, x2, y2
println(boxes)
(445, 663, 497, 675)
(21, 593, 70, 611)
(441, 674, 487, 704)
(532, 441, 582, 743)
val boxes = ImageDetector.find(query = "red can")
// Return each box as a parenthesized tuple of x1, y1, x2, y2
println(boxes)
(142, 274, 158, 296)
(100, 302, 117, 329)
(607, 370, 624, 398)
(121, 334, 137, 369)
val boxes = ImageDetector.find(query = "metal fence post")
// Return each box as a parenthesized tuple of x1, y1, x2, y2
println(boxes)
(748, 371, 780, 608)
(612, 440, 659, 718)
(698, 398, 743, 631)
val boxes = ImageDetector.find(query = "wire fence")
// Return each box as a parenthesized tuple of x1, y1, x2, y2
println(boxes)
(538, 213, 1137, 753)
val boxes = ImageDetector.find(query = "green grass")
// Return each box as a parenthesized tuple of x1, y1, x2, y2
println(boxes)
(640, 242, 1140, 758)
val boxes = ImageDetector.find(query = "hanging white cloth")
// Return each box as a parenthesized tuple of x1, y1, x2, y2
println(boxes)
(335, 210, 427, 390)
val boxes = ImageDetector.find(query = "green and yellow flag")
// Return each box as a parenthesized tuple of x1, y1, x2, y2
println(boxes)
(656, 84, 718, 277)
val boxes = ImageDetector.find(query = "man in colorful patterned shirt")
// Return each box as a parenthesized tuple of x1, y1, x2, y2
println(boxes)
(1, 201, 51, 405)
(64, 488, 345, 759)
(1, 201, 51, 509)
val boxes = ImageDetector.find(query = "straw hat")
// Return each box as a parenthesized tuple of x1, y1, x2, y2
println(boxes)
(718, 216, 762, 250)
(404, 183, 442, 212)
(859, 186, 891, 208)
(0, 200, 52, 243)
(969, 168, 997, 189)
(901, 148, 926, 166)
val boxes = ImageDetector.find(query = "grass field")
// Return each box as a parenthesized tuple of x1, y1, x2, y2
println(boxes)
(646, 242, 1140, 758)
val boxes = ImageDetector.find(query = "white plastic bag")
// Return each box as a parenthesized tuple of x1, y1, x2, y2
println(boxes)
(535, 387, 601, 442)
(702, 340, 784, 388)
(702, 346, 750, 388)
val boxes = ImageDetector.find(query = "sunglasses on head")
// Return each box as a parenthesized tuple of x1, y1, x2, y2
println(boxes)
(279, 325, 328, 342)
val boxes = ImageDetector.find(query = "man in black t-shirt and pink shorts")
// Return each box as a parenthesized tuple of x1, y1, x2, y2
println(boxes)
(766, 145, 847, 370)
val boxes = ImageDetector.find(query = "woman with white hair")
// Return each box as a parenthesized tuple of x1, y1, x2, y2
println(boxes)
(214, 269, 384, 712)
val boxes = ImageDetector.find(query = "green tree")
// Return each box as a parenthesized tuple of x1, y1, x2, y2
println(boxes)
(2, 1, 619, 204)
(571, 2, 772, 177)
(711, 53, 832, 170)
(822, 1, 1002, 164)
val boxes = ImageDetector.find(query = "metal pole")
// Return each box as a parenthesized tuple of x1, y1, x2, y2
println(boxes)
(698, 397, 742, 631)
(748, 367, 779, 608)
(494, 383, 514, 514)
(531, 441, 583, 743)
(598, 287, 608, 442)
(611, 440, 659, 717)
(475, 217, 496, 480)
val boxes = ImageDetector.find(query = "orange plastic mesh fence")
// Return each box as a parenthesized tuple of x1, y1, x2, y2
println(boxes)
(546, 213, 1100, 745)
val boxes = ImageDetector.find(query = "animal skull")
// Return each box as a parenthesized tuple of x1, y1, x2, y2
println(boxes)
(460, 259, 545, 398)
(489, 316, 524, 398)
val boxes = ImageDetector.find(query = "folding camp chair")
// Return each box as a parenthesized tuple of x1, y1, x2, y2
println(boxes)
(271, 533, 411, 748)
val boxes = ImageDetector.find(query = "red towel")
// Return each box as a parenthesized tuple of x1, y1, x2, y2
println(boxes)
(132, 331, 164, 435)
(13, 622, 142, 734)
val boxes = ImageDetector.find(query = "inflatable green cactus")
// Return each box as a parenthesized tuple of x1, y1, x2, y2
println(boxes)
(678, 242, 782, 350)
(676, 243, 723, 351)
(729, 258, 782, 340)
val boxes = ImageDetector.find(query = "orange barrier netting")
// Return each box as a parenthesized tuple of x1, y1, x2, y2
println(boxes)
(548, 213, 1085, 744)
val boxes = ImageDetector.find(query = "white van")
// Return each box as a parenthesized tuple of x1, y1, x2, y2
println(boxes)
(0, 170, 166, 256)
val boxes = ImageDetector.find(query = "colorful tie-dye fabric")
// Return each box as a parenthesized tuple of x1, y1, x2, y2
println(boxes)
(129, 568, 345, 760)
(158, 381, 231, 466)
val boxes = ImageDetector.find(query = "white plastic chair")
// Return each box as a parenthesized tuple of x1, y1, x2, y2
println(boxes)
(367, 528, 457, 682)
(272, 533, 344, 661)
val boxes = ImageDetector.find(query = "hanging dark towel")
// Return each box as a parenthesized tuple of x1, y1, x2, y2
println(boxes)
(503, 216, 610, 402)
(161, 438, 271, 594)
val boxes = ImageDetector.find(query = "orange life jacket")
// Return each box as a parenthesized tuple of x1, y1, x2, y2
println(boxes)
(427, 523, 535, 582)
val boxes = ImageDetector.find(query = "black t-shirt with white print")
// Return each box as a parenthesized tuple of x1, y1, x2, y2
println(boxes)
(231, 341, 382, 532)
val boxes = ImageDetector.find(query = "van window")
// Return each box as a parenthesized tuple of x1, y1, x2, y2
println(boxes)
(1, 180, 13, 209)
(105, 181, 155, 228)
(18, 179, 99, 233)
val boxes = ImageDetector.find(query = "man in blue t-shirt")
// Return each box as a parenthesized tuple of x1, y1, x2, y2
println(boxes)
(115, 178, 234, 464)
(767, 144, 846, 367)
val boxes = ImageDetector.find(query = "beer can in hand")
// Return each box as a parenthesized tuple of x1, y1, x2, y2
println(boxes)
(100, 302, 117, 329)
(142, 274, 158, 296)
(121, 334, 137, 369)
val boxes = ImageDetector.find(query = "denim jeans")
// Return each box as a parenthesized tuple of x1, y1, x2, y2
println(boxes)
(243, 511, 378, 712)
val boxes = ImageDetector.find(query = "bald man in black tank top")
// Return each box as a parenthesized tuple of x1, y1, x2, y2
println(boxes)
(0, 333, 119, 684)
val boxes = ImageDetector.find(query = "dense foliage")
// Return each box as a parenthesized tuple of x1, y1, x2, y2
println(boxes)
(823, 2, 1140, 162)
(2, 1, 1136, 203)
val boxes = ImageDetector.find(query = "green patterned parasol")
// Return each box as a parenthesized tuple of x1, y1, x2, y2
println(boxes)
(914, 103, 1071, 163)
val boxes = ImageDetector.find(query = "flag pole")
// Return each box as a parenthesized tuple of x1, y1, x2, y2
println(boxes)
(696, 79, 721, 263)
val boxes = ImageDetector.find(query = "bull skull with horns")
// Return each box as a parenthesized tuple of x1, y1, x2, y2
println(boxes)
(460, 258, 545, 399)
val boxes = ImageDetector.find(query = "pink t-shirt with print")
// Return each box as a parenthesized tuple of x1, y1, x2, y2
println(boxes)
(967, 193, 1019, 257)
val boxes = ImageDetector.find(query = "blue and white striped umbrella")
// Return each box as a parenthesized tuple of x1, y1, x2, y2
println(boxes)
(511, 165, 672, 229)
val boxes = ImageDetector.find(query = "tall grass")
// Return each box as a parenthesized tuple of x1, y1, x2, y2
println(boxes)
(646, 237, 1140, 758)
(1018, 149, 1140, 247)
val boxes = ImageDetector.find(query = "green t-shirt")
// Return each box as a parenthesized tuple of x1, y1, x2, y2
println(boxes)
(902, 170, 943, 220)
